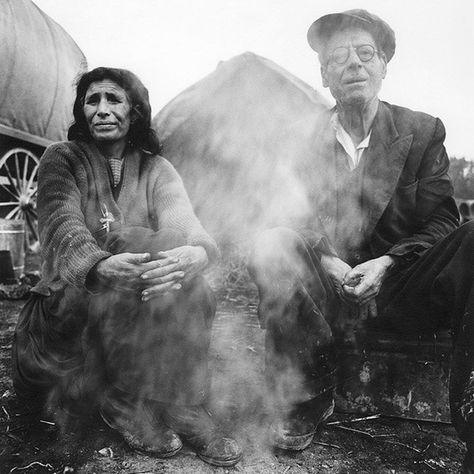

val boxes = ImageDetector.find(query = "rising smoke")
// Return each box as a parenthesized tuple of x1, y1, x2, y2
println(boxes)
(154, 52, 330, 243)
(33, 52, 335, 452)
(153, 52, 334, 448)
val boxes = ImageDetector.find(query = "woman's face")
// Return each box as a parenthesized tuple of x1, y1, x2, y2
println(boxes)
(83, 80, 132, 146)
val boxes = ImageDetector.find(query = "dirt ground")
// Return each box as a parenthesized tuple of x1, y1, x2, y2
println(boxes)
(0, 253, 467, 473)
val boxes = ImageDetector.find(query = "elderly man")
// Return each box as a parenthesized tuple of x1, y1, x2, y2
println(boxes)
(248, 9, 474, 470)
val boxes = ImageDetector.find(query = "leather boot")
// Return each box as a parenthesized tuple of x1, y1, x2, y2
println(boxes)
(101, 391, 182, 457)
(270, 390, 334, 450)
(164, 404, 242, 466)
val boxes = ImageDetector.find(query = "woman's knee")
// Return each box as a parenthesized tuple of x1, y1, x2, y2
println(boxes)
(104, 227, 186, 255)
(186, 276, 216, 317)
(151, 228, 187, 252)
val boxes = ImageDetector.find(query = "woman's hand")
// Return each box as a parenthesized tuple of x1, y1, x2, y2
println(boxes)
(94, 252, 152, 291)
(140, 245, 208, 301)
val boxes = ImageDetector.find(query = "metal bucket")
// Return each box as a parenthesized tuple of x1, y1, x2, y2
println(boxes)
(0, 219, 25, 279)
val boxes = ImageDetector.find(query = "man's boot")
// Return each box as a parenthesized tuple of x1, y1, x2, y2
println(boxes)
(270, 390, 334, 450)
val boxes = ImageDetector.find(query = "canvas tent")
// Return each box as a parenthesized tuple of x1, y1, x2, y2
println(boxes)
(154, 52, 330, 243)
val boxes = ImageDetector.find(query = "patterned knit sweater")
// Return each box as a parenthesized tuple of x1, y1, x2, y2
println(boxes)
(34, 140, 218, 295)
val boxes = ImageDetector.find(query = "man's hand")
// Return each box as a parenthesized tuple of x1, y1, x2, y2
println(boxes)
(320, 254, 352, 299)
(355, 299, 378, 320)
(140, 246, 208, 301)
(342, 255, 396, 306)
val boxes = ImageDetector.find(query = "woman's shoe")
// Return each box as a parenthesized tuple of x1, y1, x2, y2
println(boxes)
(101, 398, 182, 457)
(164, 405, 242, 466)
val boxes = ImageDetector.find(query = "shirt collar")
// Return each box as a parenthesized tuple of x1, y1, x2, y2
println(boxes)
(331, 111, 372, 170)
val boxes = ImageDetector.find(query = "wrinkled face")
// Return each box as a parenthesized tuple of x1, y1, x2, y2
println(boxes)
(320, 27, 387, 107)
(83, 80, 132, 144)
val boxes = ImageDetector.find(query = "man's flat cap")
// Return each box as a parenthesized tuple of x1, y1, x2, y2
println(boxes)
(307, 9, 396, 62)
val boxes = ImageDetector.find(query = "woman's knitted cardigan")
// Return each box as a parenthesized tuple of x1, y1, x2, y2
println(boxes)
(34, 140, 218, 295)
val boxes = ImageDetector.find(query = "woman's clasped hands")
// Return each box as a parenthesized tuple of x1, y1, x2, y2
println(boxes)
(95, 245, 208, 301)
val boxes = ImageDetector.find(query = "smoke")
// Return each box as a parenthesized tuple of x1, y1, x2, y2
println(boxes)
(18, 53, 337, 456)
(207, 305, 312, 455)
(151, 52, 334, 451)
(154, 51, 330, 245)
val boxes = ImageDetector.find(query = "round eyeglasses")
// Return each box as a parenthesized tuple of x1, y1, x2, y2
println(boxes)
(328, 44, 379, 65)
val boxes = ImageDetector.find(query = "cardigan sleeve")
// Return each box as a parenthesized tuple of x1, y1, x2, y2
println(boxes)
(151, 158, 219, 263)
(38, 143, 111, 289)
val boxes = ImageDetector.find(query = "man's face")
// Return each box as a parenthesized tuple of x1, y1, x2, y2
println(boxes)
(320, 27, 387, 107)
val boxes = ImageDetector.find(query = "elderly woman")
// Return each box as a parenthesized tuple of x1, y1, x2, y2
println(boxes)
(12, 67, 241, 467)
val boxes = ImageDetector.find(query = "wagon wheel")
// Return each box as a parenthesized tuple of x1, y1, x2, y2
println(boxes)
(0, 148, 40, 251)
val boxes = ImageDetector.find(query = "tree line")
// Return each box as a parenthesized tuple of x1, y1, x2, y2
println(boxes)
(450, 157, 474, 199)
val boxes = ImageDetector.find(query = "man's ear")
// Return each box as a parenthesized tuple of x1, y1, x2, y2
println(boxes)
(321, 64, 329, 88)
(380, 52, 387, 79)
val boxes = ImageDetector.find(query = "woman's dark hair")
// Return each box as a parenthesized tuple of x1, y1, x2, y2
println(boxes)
(68, 67, 161, 154)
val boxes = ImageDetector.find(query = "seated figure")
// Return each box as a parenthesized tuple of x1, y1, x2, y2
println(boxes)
(248, 10, 474, 473)
(12, 66, 242, 467)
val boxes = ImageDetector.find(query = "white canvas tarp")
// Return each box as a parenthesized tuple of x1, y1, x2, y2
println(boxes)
(0, 0, 86, 146)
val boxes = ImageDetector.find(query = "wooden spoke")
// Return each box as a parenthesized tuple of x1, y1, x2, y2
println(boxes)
(14, 152, 22, 193)
(4, 161, 18, 191)
(27, 163, 40, 191)
(22, 154, 29, 191)
(0, 148, 40, 251)
(0, 185, 19, 200)
(5, 207, 21, 220)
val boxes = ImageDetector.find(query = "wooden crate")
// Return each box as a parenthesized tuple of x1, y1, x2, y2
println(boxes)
(335, 329, 452, 421)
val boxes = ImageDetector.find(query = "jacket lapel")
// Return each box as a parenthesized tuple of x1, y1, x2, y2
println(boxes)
(362, 102, 413, 237)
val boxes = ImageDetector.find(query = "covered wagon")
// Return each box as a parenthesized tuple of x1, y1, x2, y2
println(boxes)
(0, 0, 86, 250)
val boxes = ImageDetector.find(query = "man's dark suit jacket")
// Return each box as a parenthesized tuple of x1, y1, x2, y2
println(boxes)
(300, 100, 459, 266)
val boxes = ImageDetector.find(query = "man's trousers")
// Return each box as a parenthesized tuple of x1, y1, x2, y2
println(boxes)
(248, 221, 474, 440)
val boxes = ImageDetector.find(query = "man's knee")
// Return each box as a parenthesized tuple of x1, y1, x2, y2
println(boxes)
(248, 227, 302, 280)
(248, 227, 319, 327)
(251, 227, 301, 252)
(441, 220, 474, 257)
(459, 220, 474, 240)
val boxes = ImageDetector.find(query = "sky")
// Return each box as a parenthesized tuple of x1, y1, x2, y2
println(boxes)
(33, 0, 474, 160)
